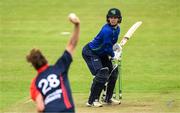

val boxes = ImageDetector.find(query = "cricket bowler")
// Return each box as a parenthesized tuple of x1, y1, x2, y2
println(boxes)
(27, 13, 80, 112)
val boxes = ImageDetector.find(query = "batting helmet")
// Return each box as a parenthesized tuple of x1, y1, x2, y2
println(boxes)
(106, 8, 122, 23)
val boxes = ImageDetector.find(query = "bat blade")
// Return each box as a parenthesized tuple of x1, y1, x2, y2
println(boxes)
(120, 21, 142, 46)
(124, 21, 142, 39)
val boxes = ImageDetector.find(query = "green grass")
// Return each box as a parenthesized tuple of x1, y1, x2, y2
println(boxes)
(0, 0, 180, 112)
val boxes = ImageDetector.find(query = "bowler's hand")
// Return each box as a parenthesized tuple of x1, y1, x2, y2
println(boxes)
(68, 13, 80, 25)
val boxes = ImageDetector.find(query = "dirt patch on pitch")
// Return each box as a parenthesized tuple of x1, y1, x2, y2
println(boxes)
(2, 93, 180, 113)
(74, 93, 154, 113)
(76, 101, 153, 113)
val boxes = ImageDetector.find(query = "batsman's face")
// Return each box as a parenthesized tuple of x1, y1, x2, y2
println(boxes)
(109, 17, 119, 26)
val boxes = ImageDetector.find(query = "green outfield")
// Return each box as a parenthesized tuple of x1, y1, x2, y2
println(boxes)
(0, 0, 180, 112)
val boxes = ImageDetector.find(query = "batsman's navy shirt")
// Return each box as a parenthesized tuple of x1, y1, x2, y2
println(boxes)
(30, 50, 75, 112)
(88, 23, 120, 57)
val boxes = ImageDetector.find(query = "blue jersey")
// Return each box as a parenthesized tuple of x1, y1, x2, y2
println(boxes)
(30, 51, 75, 113)
(88, 24, 120, 57)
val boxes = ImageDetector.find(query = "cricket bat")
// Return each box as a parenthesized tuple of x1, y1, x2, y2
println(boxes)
(119, 21, 142, 47)
(114, 21, 142, 100)
(103, 21, 143, 101)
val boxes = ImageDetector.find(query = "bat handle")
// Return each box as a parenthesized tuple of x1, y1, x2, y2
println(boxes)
(120, 37, 129, 47)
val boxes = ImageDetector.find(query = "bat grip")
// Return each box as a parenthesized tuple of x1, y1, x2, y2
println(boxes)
(120, 37, 129, 47)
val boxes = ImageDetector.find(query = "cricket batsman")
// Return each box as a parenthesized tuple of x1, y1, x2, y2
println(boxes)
(82, 8, 122, 107)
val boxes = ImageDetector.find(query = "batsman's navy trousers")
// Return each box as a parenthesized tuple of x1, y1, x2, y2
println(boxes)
(82, 44, 113, 75)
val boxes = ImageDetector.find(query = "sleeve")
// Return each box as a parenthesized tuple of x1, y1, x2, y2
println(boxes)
(54, 50, 73, 73)
(30, 77, 40, 101)
(102, 29, 114, 57)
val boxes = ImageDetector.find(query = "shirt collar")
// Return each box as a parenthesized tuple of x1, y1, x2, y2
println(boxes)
(107, 23, 119, 29)
(37, 64, 49, 74)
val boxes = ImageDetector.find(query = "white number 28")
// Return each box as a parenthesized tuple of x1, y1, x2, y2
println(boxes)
(38, 74, 60, 95)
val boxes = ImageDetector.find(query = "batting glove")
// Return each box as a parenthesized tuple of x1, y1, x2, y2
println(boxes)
(113, 43, 122, 60)
(113, 43, 122, 51)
